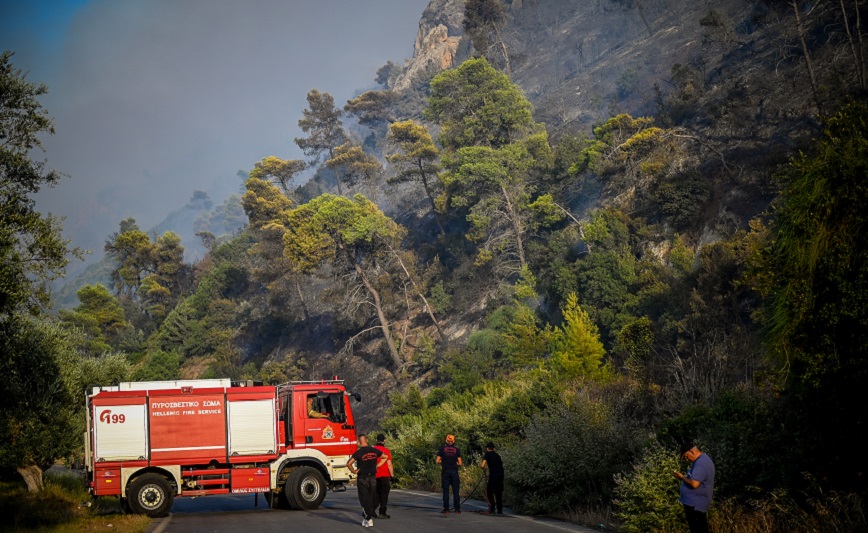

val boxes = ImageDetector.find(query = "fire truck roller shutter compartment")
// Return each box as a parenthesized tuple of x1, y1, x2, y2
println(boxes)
(228, 396, 277, 455)
(93, 398, 147, 461)
(149, 392, 227, 462)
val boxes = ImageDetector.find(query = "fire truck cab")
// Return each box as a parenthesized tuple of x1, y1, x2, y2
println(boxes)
(85, 378, 360, 517)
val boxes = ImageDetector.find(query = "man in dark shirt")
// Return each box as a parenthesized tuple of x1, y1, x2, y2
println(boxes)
(347, 434, 387, 527)
(480, 441, 504, 515)
(436, 434, 463, 513)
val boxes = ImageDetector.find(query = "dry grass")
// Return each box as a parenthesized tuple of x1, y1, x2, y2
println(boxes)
(709, 490, 867, 533)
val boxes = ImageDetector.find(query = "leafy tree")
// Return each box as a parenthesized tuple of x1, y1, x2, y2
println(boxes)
(427, 58, 553, 274)
(0, 52, 85, 492)
(58, 284, 128, 354)
(241, 177, 293, 229)
(294, 89, 348, 193)
(253, 351, 307, 385)
(425, 57, 535, 151)
(1, 51, 77, 317)
(192, 194, 247, 242)
(442, 137, 553, 272)
(375, 61, 401, 88)
(249, 156, 306, 197)
(284, 194, 406, 369)
(325, 143, 383, 200)
(104, 222, 191, 326)
(756, 102, 868, 489)
(241, 176, 311, 320)
(498, 302, 553, 366)
(344, 90, 396, 130)
(0, 316, 81, 491)
(104, 221, 151, 296)
(134, 349, 180, 381)
(386, 120, 445, 235)
(549, 292, 611, 381)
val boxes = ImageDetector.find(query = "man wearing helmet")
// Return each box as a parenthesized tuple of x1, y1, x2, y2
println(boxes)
(436, 434, 463, 514)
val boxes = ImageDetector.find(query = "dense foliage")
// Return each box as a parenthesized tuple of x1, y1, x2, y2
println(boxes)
(4, 2, 868, 528)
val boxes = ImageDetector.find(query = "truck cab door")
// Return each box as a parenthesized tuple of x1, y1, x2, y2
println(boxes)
(301, 390, 356, 456)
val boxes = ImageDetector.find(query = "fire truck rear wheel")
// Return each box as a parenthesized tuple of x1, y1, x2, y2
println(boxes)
(286, 467, 326, 510)
(128, 473, 174, 518)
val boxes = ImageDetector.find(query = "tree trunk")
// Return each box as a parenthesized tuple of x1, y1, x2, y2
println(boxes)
(492, 22, 512, 76)
(636, 0, 654, 37)
(340, 245, 403, 369)
(17, 464, 44, 493)
(840, 0, 865, 89)
(552, 201, 592, 255)
(792, 1, 824, 114)
(500, 185, 526, 270)
(293, 275, 311, 321)
(854, 0, 866, 89)
(387, 244, 447, 342)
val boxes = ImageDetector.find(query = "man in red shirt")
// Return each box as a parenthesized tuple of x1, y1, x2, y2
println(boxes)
(372, 433, 394, 518)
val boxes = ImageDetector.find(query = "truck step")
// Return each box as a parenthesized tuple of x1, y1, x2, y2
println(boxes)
(182, 488, 231, 497)
(182, 469, 231, 477)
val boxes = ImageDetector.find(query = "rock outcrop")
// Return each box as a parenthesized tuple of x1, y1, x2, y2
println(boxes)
(392, 0, 465, 91)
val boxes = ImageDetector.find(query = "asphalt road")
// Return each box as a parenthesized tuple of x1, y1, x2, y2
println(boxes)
(146, 487, 599, 533)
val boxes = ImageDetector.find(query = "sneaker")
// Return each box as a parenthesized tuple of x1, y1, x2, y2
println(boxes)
(379, 513, 390, 519)
(479, 510, 491, 515)
(441, 508, 450, 514)
(455, 509, 462, 514)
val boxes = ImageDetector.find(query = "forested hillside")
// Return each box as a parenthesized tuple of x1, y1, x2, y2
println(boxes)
(3, 0, 868, 530)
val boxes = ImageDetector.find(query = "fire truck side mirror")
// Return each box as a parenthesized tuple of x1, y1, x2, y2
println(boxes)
(352, 392, 362, 402)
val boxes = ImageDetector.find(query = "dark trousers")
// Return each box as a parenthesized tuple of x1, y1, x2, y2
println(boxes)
(373, 476, 391, 514)
(357, 475, 377, 519)
(683, 504, 710, 533)
(441, 469, 460, 511)
(486, 478, 503, 513)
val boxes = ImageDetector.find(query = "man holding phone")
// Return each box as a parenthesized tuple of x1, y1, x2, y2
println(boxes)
(673, 442, 715, 533)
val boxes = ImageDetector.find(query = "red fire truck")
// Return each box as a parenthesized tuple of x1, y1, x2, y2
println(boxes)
(85, 378, 361, 517)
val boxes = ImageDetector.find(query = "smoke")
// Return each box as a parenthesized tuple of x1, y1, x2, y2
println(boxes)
(3, 0, 428, 260)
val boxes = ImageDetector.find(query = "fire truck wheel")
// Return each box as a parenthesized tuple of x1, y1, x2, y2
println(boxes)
(286, 467, 326, 510)
(128, 473, 174, 518)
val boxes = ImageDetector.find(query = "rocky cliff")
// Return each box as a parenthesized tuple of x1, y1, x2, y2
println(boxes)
(396, 0, 839, 144)
(388, 0, 856, 253)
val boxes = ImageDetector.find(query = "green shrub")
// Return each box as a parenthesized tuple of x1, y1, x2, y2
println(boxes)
(613, 440, 685, 533)
(506, 387, 646, 514)
(385, 375, 549, 492)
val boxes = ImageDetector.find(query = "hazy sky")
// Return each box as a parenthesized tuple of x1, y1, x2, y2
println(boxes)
(1, 0, 430, 258)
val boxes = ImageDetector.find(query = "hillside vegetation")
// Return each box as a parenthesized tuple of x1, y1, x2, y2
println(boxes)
(3, 1, 868, 530)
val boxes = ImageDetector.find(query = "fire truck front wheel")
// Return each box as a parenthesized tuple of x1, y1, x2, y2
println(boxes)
(128, 473, 174, 518)
(286, 467, 327, 510)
